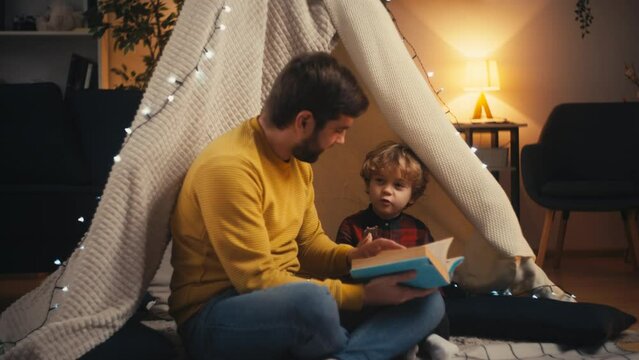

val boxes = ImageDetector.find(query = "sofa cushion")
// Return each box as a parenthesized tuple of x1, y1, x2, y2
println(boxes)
(542, 180, 639, 197)
(67, 89, 142, 186)
(0, 83, 90, 185)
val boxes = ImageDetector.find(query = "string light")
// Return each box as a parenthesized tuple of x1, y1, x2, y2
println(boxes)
(381, 2, 459, 124)
(140, 106, 151, 118)
(470, 146, 478, 153)
(487, 285, 576, 301)
(1, 5, 232, 348)
(119, 4, 230, 149)
(203, 48, 214, 59)
(167, 75, 183, 85)
(382, 2, 493, 172)
(0, 6, 235, 349)
(3, 232, 90, 347)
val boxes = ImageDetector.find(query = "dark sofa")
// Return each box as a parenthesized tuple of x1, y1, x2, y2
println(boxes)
(0, 82, 142, 273)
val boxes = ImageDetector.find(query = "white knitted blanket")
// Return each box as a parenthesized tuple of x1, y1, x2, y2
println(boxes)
(0, 1, 553, 358)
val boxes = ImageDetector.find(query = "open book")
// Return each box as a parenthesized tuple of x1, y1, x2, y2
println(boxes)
(350, 237, 464, 289)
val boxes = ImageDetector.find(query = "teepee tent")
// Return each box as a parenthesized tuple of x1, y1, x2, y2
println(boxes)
(0, 1, 562, 358)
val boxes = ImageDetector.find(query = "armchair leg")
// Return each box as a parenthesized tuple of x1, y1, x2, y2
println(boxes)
(554, 211, 570, 268)
(621, 209, 639, 270)
(536, 209, 555, 268)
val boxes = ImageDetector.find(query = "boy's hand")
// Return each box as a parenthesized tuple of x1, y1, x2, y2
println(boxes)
(348, 237, 404, 260)
(363, 271, 436, 305)
(359, 232, 373, 246)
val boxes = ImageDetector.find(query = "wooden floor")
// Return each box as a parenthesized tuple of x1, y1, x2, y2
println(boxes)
(1, 256, 638, 330)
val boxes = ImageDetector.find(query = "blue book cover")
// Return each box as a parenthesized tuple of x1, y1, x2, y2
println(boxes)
(350, 237, 463, 289)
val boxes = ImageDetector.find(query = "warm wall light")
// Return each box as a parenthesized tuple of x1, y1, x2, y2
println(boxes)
(465, 59, 500, 119)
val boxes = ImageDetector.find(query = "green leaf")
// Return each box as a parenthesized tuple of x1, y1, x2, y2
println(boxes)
(92, 0, 183, 90)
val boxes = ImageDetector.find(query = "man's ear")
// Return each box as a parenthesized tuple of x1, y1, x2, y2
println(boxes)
(294, 110, 315, 135)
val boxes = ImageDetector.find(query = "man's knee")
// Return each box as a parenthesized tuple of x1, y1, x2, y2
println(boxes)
(428, 291, 445, 322)
(284, 282, 340, 331)
(414, 291, 445, 326)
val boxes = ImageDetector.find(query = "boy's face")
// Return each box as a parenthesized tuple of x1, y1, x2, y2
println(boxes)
(368, 165, 413, 220)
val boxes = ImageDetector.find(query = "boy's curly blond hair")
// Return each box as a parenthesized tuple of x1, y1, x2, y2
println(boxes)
(360, 141, 429, 205)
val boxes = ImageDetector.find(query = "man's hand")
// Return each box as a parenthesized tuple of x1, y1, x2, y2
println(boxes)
(348, 235, 404, 261)
(362, 271, 436, 306)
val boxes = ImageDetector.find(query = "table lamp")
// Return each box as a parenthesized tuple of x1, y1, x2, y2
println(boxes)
(465, 59, 500, 119)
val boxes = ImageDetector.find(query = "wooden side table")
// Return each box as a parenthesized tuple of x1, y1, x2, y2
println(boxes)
(454, 121, 527, 217)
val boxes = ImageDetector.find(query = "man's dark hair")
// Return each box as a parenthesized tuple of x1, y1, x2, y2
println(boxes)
(263, 52, 369, 130)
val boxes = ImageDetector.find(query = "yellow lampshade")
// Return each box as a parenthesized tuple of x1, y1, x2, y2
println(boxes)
(465, 59, 500, 91)
(465, 59, 500, 119)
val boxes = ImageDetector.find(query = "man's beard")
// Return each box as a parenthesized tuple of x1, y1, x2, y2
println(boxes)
(292, 132, 323, 163)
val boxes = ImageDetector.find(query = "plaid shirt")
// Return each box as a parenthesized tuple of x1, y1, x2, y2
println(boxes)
(336, 204, 433, 248)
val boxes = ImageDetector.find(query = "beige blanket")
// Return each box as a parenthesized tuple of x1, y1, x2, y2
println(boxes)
(0, 1, 557, 358)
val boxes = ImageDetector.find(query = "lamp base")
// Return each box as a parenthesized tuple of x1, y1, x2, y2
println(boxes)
(472, 92, 493, 119)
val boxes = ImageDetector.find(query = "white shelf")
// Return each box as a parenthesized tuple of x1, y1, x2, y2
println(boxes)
(1, 0, 104, 89)
(0, 29, 92, 36)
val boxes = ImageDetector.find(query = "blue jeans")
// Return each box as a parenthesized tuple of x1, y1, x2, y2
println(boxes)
(179, 282, 444, 360)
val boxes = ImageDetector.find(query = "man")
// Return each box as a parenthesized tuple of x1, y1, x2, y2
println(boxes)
(170, 52, 444, 359)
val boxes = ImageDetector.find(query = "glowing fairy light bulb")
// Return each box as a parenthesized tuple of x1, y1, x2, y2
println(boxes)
(124, 127, 132, 135)
(167, 75, 183, 85)
(113, 155, 122, 163)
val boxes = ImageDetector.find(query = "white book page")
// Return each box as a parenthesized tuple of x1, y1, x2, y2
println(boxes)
(425, 237, 453, 263)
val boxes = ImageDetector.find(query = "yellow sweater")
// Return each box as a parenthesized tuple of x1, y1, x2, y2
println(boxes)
(169, 117, 364, 325)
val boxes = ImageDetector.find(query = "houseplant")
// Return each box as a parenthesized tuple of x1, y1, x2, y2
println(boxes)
(88, 0, 185, 89)
(574, 0, 593, 38)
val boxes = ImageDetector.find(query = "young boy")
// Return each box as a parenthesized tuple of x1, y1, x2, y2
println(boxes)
(336, 140, 434, 248)
(337, 140, 458, 360)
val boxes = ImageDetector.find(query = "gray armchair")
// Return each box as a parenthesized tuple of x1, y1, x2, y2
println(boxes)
(521, 102, 639, 268)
